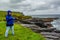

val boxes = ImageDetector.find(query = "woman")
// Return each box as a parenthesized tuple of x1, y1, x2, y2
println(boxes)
(5, 10, 15, 37)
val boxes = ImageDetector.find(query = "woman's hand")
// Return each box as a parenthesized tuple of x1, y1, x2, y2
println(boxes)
(15, 17, 18, 20)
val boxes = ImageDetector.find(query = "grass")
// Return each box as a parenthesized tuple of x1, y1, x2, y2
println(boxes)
(0, 11, 23, 21)
(0, 21, 45, 40)
(0, 11, 32, 21)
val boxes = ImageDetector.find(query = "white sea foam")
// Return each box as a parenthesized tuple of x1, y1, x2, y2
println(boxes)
(51, 19, 60, 30)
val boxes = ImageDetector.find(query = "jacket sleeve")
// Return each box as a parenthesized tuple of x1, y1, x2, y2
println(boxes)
(6, 16, 14, 22)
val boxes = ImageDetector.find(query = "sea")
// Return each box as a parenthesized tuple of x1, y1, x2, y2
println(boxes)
(31, 15, 60, 18)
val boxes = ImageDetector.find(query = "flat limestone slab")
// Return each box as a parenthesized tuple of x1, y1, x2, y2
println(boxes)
(31, 28, 55, 32)
(40, 32, 60, 37)
(43, 35, 59, 39)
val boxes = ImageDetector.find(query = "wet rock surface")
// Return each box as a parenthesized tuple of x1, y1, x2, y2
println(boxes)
(21, 24, 60, 40)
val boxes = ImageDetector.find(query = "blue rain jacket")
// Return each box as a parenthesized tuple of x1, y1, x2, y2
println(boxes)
(6, 10, 15, 26)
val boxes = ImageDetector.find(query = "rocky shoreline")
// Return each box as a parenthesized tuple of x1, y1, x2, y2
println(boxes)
(20, 23, 60, 40)
(16, 18, 60, 40)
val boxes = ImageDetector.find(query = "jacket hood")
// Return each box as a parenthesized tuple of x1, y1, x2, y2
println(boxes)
(7, 10, 12, 16)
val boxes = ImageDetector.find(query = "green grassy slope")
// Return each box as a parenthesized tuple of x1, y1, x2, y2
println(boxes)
(0, 11, 32, 21)
(0, 11, 45, 40)
(0, 21, 45, 40)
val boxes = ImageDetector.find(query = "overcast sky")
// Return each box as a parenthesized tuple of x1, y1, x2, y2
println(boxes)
(0, 0, 60, 15)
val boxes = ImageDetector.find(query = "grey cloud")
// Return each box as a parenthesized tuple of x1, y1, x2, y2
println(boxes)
(10, 3, 30, 9)
(51, 0, 60, 9)
(29, 5, 50, 11)
(0, 0, 60, 15)
(10, 0, 31, 11)
(10, 0, 25, 3)
(30, 0, 60, 11)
